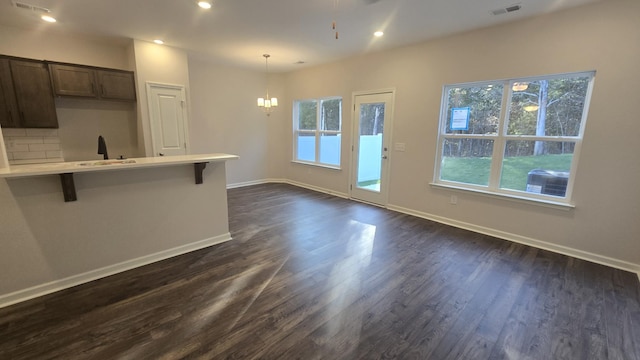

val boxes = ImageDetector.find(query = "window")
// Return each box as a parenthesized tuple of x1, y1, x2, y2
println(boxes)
(294, 97, 342, 167)
(434, 72, 594, 204)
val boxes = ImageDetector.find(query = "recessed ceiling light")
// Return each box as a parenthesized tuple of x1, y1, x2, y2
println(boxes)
(197, 1, 212, 9)
(153, 39, 164, 45)
(41, 15, 56, 23)
(374, 31, 384, 37)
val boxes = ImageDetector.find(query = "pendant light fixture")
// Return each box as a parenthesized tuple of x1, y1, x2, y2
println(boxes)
(257, 54, 278, 116)
(523, 101, 540, 112)
(512, 82, 529, 91)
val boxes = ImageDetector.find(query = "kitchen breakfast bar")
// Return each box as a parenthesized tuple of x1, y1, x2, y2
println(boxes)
(0, 154, 238, 307)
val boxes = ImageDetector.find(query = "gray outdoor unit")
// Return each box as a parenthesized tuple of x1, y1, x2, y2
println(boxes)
(526, 169, 569, 197)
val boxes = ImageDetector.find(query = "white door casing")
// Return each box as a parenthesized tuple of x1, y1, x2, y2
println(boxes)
(350, 90, 395, 206)
(146, 82, 189, 157)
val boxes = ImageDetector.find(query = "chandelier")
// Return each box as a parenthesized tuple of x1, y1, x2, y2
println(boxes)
(257, 54, 278, 115)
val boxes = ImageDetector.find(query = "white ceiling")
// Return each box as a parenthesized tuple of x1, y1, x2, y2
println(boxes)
(0, 0, 600, 72)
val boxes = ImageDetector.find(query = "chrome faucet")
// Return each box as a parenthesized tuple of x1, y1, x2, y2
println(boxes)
(97, 135, 109, 160)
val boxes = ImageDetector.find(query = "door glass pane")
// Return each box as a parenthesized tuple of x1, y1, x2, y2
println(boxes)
(500, 140, 575, 197)
(357, 103, 385, 192)
(440, 138, 494, 186)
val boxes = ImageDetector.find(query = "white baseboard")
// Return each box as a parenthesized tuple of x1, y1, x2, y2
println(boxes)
(228, 179, 640, 277)
(227, 178, 350, 199)
(285, 179, 350, 199)
(226, 179, 274, 189)
(0, 233, 232, 309)
(386, 204, 640, 276)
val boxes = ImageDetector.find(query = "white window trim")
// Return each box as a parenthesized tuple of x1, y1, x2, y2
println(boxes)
(433, 71, 595, 206)
(293, 96, 342, 168)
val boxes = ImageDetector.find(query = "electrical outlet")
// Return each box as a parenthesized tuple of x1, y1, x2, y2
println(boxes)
(450, 195, 458, 205)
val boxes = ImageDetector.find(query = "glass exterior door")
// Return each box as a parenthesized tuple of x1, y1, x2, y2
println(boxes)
(351, 92, 394, 206)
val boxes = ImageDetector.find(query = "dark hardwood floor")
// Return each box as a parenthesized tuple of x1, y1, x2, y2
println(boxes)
(1, 183, 639, 359)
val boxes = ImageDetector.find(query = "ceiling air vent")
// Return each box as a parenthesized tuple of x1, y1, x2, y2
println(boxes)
(490, 4, 521, 16)
(11, 1, 51, 14)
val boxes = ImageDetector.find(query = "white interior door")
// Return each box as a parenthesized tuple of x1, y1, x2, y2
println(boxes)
(147, 83, 188, 157)
(351, 91, 394, 206)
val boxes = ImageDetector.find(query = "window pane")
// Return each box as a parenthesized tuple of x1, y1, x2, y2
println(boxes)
(359, 103, 385, 135)
(500, 140, 575, 196)
(319, 133, 340, 166)
(440, 138, 494, 186)
(321, 99, 341, 131)
(445, 83, 503, 135)
(297, 101, 317, 130)
(296, 133, 316, 162)
(507, 76, 590, 136)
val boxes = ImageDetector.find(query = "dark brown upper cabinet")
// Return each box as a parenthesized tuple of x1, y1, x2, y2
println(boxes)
(1, 58, 58, 128)
(96, 70, 136, 101)
(49, 63, 136, 102)
(49, 64, 98, 98)
(0, 58, 20, 128)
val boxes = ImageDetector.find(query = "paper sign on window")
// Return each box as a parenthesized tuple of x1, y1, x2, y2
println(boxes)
(450, 107, 470, 131)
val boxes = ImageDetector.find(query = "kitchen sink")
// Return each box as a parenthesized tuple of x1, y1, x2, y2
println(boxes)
(77, 159, 137, 166)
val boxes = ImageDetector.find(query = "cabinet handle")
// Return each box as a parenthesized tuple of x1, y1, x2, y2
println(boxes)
(101, 84, 105, 96)
(91, 83, 95, 94)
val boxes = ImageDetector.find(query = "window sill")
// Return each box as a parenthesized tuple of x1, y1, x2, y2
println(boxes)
(429, 182, 575, 211)
(291, 160, 341, 171)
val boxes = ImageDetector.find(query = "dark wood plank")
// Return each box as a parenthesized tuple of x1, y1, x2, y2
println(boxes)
(0, 183, 639, 360)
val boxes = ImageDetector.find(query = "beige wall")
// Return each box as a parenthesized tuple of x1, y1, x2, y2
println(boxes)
(0, 0, 638, 304)
(0, 25, 130, 70)
(0, 25, 138, 161)
(131, 40, 191, 157)
(188, 58, 285, 184)
(55, 99, 138, 161)
(278, 0, 640, 267)
(0, 162, 232, 303)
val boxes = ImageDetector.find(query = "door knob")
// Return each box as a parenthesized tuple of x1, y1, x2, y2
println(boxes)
(159, 153, 164, 156)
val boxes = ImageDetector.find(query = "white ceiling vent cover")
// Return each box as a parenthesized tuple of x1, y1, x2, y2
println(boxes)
(11, 1, 51, 14)
(490, 4, 521, 15)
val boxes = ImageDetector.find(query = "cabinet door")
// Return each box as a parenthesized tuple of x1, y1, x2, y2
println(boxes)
(0, 58, 20, 128)
(97, 70, 136, 101)
(49, 64, 97, 98)
(10, 60, 58, 128)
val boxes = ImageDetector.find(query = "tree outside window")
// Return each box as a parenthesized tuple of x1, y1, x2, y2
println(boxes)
(294, 97, 342, 167)
(435, 72, 594, 203)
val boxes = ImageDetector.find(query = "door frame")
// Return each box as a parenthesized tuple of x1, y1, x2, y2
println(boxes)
(146, 82, 190, 157)
(349, 88, 396, 207)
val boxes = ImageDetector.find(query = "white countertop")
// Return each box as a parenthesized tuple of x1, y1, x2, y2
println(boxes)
(0, 153, 238, 178)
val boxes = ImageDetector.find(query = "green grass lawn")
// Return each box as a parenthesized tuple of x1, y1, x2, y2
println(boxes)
(441, 153, 573, 191)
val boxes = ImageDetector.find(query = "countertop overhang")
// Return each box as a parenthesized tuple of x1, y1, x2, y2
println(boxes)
(0, 154, 239, 202)
(0, 153, 238, 178)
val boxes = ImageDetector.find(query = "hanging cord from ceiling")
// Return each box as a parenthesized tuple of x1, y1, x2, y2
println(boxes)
(332, 0, 339, 39)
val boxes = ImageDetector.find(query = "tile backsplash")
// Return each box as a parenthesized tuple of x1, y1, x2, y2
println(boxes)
(2, 128, 65, 165)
